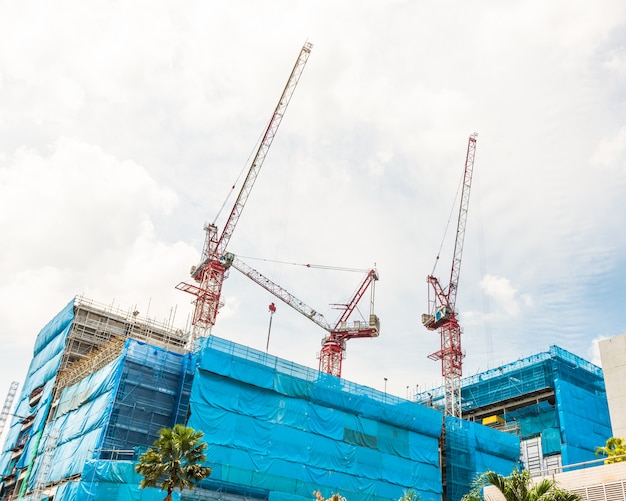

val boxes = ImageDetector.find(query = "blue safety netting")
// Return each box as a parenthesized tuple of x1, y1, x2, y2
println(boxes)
(189, 336, 444, 501)
(418, 345, 612, 468)
(26, 356, 121, 490)
(2, 300, 525, 501)
(555, 377, 611, 465)
(17, 460, 174, 501)
(0, 299, 75, 494)
(99, 340, 194, 455)
(75, 460, 174, 501)
(25, 338, 194, 492)
(445, 416, 520, 501)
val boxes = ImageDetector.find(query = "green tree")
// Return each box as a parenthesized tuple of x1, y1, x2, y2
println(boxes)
(398, 489, 421, 501)
(135, 424, 212, 501)
(313, 488, 421, 501)
(461, 467, 580, 501)
(595, 437, 626, 464)
(313, 491, 347, 501)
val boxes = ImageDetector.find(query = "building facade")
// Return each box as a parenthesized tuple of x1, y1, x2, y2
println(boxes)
(599, 333, 626, 440)
(417, 346, 613, 474)
(0, 298, 520, 501)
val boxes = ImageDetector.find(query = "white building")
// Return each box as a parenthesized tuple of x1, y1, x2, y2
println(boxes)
(599, 333, 626, 439)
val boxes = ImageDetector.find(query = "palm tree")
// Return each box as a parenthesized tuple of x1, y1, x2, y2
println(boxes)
(313, 491, 346, 501)
(595, 437, 626, 464)
(398, 489, 421, 501)
(135, 424, 212, 501)
(462, 467, 580, 501)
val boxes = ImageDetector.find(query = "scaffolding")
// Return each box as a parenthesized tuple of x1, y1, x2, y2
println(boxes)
(54, 336, 126, 403)
(1, 300, 523, 501)
(0, 297, 193, 501)
(99, 339, 195, 455)
(62, 296, 189, 372)
(0, 382, 19, 446)
(417, 345, 611, 473)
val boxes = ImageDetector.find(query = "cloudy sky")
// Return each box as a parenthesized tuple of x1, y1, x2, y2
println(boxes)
(1, 1, 626, 416)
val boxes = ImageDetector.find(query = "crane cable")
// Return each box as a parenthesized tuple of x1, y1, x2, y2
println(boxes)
(212, 116, 273, 226)
(241, 255, 374, 324)
(431, 168, 465, 277)
(238, 255, 370, 274)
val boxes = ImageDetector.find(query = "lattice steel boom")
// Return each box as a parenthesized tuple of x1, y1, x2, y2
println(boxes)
(224, 253, 379, 377)
(176, 43, 313, 345)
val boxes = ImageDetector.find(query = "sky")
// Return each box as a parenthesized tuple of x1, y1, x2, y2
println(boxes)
(1, 1, 626, 418)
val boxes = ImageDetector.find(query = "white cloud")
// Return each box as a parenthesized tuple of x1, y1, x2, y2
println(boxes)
(0, 137, 197, 393)
(590, 335, 609, 367)
(604, 46, 626, 79)
(480, 274, 530, 318)
(1, 0, 626, 403)
(591, 126, 626, 169)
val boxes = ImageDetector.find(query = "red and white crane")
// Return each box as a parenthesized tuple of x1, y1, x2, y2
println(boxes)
(176, 42, 313, 345)
(222, 253, 380, 377)
(421, 133, 478, 418)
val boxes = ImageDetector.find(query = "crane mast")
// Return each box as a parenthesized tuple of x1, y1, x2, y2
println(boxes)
(176, 42, 313, 345)
(0, 381, 19, 442)
(223, 253, 379, 377)
(422, 133, 478, 418)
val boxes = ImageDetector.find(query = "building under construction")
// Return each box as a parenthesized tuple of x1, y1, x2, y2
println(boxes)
(0, 297, 523, 501)
(416, 345, 612, 476)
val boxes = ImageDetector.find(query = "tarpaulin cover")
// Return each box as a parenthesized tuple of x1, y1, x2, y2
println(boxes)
(76, 460, 176, 501)
(189, 336, 443, 501)
(418, 345, 612, 471)
(445, 416, 520, 501)
(22, 337, 193, 497)
(555, 377, 612, 464)
(99, 340, 194, 453)
(541, 428, 562, 456)
(506, 401, 557, 439)
(1, 307, 533, 501)
(26, 356, 121, 490)
(0, 299, 75, 487)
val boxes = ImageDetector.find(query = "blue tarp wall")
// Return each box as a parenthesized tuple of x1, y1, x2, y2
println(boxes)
(0, 299, 75, 497)
(17, 460, 174, 501)
(555, 377, 611, 465)
(43, 460, 174, 501)
(445, 417, 520, 501)
(188, 336, 444, 501)
(2, 299, 523, 501)
(26, 338, 193, 492)
(419, 345, 612, 466)
(99, 340, 194, 455)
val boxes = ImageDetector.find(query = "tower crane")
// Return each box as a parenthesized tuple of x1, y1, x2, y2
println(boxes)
(176, 42, 313, 345)
(0, 381, 19, 441)
(421, 133, 478, 418)
(222, 253, 380, 377)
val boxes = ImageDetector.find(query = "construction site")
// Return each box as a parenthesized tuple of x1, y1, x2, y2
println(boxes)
(0, 42, 621, 501)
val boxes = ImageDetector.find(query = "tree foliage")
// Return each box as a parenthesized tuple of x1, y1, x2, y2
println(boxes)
(313, 491, 347, 501)
(461, 467, 580, 501)
(135, 424, 212, 501)
(312, 488, 421, 501)
(595, 437, 626, 464)
(398, 489, 421, 501)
